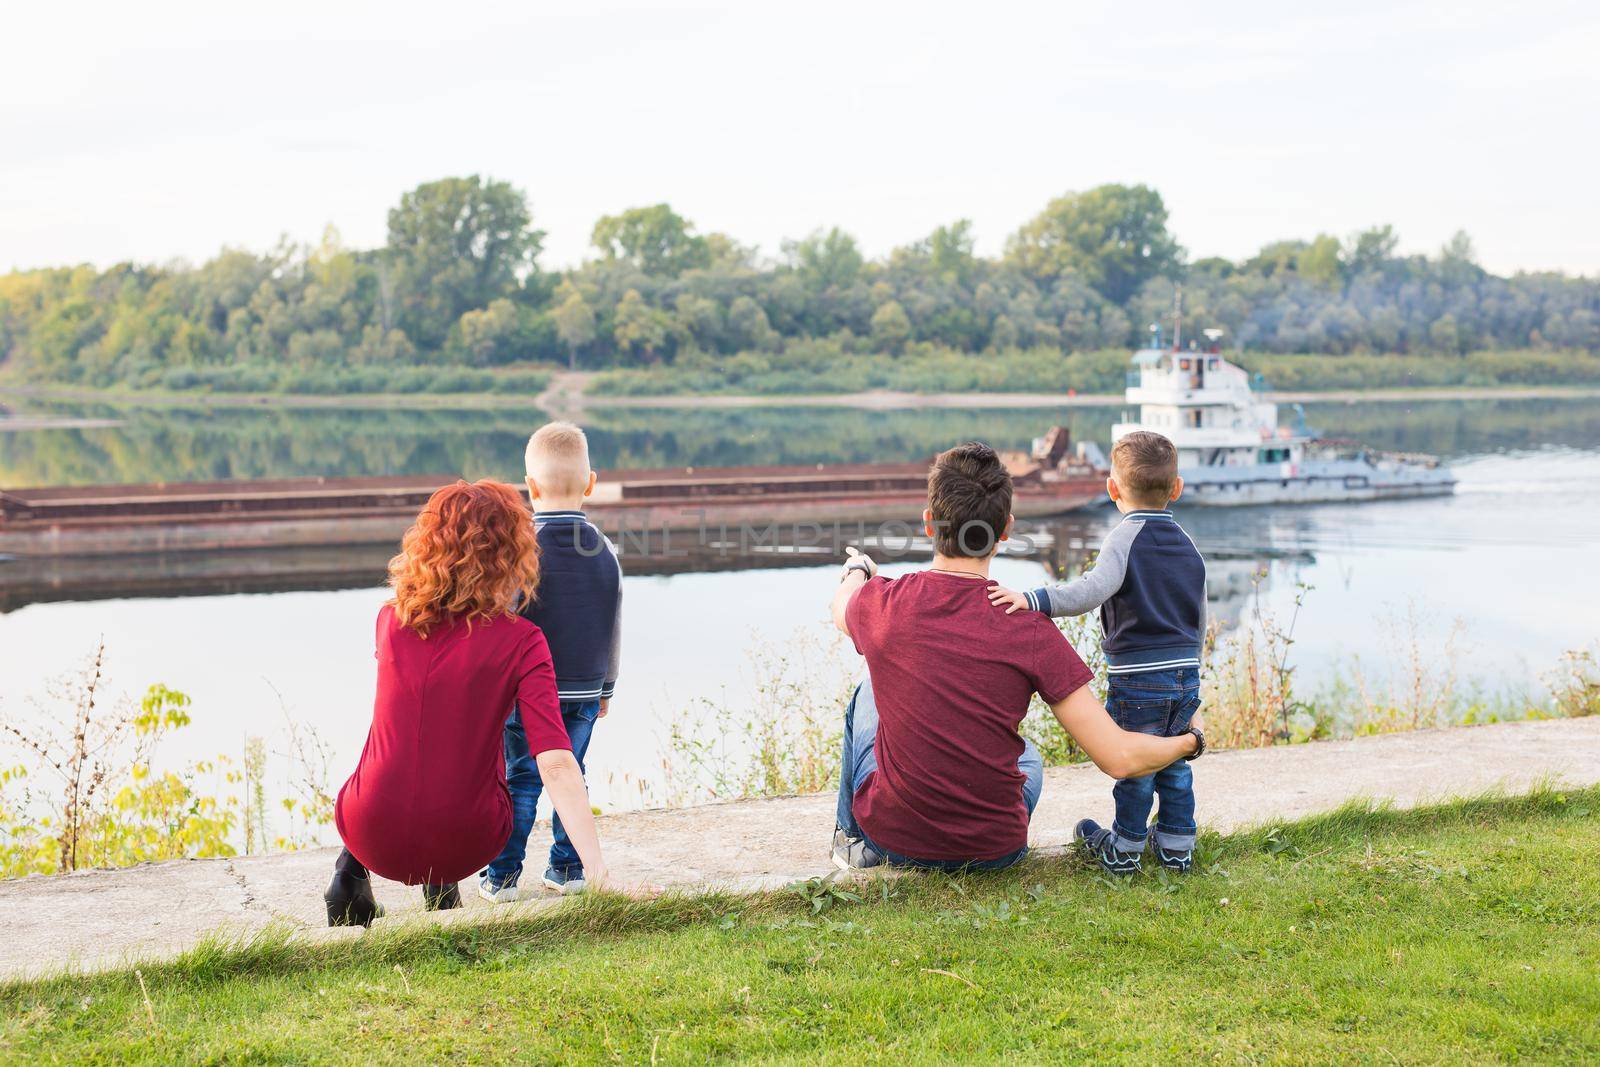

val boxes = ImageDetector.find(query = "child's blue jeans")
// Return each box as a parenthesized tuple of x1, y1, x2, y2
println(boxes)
(484, 699, 599, 884)
(1105, 668, 1199, 854)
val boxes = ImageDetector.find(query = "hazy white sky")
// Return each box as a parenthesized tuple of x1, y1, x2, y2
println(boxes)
(3, 1, 1596, 276)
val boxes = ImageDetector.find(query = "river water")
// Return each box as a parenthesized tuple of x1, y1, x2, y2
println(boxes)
(2, 395, 1598, 814)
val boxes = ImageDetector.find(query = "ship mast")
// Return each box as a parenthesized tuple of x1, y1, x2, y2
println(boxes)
(1172, 284, 1183, 352)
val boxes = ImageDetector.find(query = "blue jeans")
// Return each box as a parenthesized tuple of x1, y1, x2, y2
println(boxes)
(1105, 668, 1199, 853)
(836, 677, 1044, 871)
(485, 699, 599, 882)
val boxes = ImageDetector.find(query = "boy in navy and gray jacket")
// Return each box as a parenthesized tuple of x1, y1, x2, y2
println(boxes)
(989, 430, 1206, 874)
(479, 421, 622, 901)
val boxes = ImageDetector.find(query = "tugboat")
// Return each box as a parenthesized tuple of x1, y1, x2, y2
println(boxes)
(1113, 298, 1456, 506)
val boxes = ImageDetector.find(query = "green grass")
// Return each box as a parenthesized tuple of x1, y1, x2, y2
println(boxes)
(4, 789, 1597, 1063)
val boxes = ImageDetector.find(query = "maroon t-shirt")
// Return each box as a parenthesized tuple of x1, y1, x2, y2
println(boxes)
(335, 605, 569, 885)
(846, 571, 1092, 861)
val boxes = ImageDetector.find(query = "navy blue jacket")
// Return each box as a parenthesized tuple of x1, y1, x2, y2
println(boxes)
(517, 510, 622, 701)
(1026, 509, 1206, 675)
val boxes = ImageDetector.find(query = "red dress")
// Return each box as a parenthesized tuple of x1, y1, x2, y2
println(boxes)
(334, 605, 570, 885)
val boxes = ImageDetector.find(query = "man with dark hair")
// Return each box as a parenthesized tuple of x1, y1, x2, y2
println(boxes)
(828, 442, 1204, 870)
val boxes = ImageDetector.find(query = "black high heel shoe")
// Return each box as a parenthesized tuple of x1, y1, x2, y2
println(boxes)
(423, 882, 462, 910)
(325, 849, 385, 927)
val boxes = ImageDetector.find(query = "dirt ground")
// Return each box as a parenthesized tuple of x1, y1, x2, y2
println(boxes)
(3, 717, 1597, 981)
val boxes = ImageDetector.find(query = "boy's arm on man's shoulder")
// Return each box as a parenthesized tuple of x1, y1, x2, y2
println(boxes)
(1027, 521, 1138, 617)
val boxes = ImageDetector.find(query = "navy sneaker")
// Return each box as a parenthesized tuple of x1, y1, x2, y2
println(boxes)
(477, 870, 521, 904)
(1155, 845, 1194, 873)
(543, 866, 587, 895)
(1075, 818, 1143, 876)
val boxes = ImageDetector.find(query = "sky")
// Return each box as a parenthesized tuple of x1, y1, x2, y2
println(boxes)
(2, 1, 1597, 277)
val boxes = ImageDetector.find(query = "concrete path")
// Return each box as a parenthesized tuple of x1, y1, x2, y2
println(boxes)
(3, 718, 1597, 982)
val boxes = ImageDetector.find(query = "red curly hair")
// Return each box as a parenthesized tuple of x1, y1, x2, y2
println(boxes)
(388, 480, 539, 637)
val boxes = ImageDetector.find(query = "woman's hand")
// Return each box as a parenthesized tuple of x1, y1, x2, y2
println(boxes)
(584, 868, 664, 899)
(534, 749, 664, 899)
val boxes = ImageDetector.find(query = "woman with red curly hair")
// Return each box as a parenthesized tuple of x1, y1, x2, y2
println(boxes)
(324, 479, 618, 925)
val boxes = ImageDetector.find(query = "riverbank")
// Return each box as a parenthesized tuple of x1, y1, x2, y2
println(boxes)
(2, 782, 1596, 1062)
(7, 377, 1600, 415)
(1, 716, 1594, 982)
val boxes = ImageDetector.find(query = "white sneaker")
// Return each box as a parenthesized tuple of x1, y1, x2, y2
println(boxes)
(477, 873, 520, 904)
(542, 867, 587, 894)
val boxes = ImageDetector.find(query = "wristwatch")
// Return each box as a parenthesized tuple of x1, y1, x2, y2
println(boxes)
(1184, 726, 1206, 761)
(841, 558, 875, 582)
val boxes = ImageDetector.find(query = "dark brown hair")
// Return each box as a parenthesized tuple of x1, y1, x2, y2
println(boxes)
(1111, 430, 1179, 504)
(927, 442, 1012, 558)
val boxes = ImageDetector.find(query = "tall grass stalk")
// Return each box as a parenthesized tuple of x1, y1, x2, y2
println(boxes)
(652, 626, 855, 805)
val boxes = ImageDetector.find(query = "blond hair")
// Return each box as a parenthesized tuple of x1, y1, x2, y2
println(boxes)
(525, 421, 592, 497)
(1111, 430, 1179, 505)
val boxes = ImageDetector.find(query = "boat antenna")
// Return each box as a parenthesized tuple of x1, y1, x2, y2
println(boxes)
(1172, 285, 1183, 352)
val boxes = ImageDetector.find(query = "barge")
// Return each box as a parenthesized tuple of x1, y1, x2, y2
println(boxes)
(0, 428, 1107, 559)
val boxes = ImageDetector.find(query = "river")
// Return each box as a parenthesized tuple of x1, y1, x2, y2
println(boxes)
(2, 394, 1598, 816)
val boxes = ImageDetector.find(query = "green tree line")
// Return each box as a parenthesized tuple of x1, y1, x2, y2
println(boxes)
(1, 177, 1596, 393)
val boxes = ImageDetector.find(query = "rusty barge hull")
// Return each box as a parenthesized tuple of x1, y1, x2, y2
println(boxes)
(1, 459, 1107, 559)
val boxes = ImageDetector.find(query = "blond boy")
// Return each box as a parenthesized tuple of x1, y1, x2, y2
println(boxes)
(988, 431, 1207, 874)
(480, 422, 623, 900)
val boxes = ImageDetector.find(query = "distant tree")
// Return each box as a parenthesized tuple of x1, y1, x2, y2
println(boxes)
(451, 298, 552, 367)
(1005, 184, 1182, 304)
(552, 283, 598, 369)
(1345, 225, 1399, 276)
(989, 314, 1019, 351)
(870, 299, 912, 354)
(591, 204, 711, 278)
(895, 220, 978, 286)
(349, 324, 417, 366)
(1299, 234, 1344, 287)
(1188, 256, 1236, 279)
(1429, 312, 1462, 354)
(783, 228, 864, 290)
(611, 288, 671, 363)
(1244, 240, 1309, 277)
(674, 293, 724, 351)
(1440, 230, 1476, 266)
(1437, 230, 1483, 286)
(704, 232, 759, 271)
(727, 295, 778, 351)
(385, 176, 544, 349)
(927, 221, 977, 283)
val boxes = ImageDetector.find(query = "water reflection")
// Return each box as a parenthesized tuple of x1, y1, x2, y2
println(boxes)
(4, 396, 1599, 488)
(0, 512, 1317, 619)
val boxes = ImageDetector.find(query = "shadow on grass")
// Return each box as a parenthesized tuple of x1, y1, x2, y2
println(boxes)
(4, 783, 1595, 1000)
